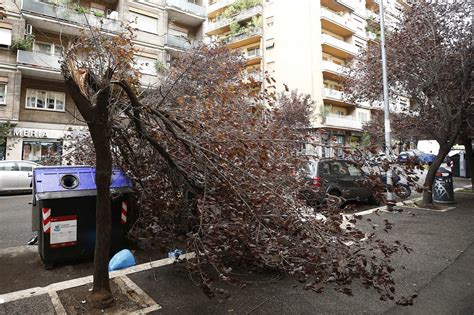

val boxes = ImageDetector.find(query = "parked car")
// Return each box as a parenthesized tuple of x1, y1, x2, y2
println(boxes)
(0, 160, 39, 194)
(367, 152, 397, 166)
(398, 149, 436, 165)
(300, 159, 375, 205)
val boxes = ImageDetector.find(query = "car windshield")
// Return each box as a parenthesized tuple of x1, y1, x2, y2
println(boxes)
(303, 161, 317, 177)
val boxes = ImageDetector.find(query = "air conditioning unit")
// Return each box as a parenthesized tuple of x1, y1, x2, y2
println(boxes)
(25, 24, 33, 35)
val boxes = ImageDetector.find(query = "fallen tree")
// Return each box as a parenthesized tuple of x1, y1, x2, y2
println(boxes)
(63, 29, 414, 307)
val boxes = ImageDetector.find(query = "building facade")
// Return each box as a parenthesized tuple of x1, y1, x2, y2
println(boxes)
(203, 0, 407, 149)
(0, 0, 206, 162)
(0, 0, 406, 162)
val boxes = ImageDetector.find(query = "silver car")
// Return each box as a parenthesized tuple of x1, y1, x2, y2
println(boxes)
(0, 160, 39, 193)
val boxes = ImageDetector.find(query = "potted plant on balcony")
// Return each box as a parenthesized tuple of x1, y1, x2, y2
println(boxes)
(10, 35, 34, 52)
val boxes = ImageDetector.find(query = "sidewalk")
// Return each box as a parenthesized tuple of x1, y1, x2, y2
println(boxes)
(1, 189, 473, 314)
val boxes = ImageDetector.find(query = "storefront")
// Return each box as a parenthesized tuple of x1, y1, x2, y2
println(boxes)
(5, 124, 86, 164)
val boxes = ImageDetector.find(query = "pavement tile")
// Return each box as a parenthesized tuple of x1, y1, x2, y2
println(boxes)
(0, 294, 55, 315)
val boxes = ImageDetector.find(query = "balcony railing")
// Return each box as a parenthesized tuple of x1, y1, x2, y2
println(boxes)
(336, 0, 356, 11)
(220, 27, 262, 44)
(207, 0, 236, 14)
(321, 60, 347, 76)
(320, 8, 357, 33)
(243, 72, 263, 82)
(166, 0, 206, 18)
(165, 34, 194, 50)
(205, 5, 262, 33)
(322, 87, 345, 100)
(321, 34, 358, 55)
(325, 114, 362, 130)
(21, 0, 122, 33)
(17, 50, 61, 71)
(244, 50, 262, 60)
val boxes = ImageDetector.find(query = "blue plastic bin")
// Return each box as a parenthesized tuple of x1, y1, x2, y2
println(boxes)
(32, 166, 132, 267)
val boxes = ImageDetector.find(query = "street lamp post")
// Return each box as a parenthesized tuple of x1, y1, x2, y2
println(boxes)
(379, 0, 394, 209)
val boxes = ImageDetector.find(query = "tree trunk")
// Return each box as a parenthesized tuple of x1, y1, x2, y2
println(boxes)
(420, 145, 451, 207)
(461, 136, 474, 190)
(89, 124, 113, 308)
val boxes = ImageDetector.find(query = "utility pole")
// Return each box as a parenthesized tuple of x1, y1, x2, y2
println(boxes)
(379, 0, 394, 209)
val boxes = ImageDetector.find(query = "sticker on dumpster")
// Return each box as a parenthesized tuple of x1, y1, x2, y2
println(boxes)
(50, 215, 77, 248)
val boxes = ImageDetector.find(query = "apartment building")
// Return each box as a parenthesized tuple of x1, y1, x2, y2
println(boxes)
(0, 0, 206, 162)
(204, 0, 406, 148)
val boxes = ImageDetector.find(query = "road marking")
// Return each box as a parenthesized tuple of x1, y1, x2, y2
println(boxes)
(48, 291, 67, 315)
(346, 185, 470, 218)
(0, 195, 32, 200)
(0, 252, 195, 304)
(118, 275, 162, 314)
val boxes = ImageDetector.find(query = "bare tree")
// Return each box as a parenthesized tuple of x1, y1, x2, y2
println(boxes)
(344, 1, 473, 206)
(61, 27, 139, 308)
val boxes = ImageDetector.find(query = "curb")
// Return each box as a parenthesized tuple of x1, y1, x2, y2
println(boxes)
(345, 183, 472, 218)
(0, 252, 195, 311)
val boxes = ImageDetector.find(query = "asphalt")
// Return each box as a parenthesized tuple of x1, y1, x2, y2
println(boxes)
(0, 194, 34, 249)
(0, 187, 473, 314)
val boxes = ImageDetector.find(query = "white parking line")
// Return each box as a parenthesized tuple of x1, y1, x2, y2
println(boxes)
(0, 252, 195, 304)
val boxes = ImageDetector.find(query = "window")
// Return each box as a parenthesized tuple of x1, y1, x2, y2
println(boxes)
(0, 161, 18, 171)
(18, 162, 33, 172)
(25, 89, 65, 111)
(266, 16, 274, 27)
(22, 141, 62, 163)
(265, 38, 274, 49)
(335, 135, 345, 144)
(0, 84, 6, 104)
(0, 161, 19, 171)
(0, 27, 12, 47)
(346, 163, 363, 176)
(130, 12, 158, 33)
(266, 61, 275, 73)
(135, 56, 157, 75)
(33, 42, 63, 56)
(247, 47, 260, 57)
(335, 110, 344, 116)
(357, 112, 368, 122)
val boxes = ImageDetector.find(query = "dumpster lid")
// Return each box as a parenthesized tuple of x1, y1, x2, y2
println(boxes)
(33, 166, 132, 195)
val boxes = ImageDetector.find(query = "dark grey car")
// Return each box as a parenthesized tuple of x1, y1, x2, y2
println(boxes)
(301, 159, 374, 204)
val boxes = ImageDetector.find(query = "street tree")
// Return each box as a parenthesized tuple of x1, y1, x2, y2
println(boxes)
(64, 29, 415, 307)
(344, 1, 473, 206)
(61, 26, 139, 308)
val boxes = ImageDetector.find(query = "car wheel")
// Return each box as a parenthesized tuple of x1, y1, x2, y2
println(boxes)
(394, 184, 411, 199)
(368, 194, 381, 205)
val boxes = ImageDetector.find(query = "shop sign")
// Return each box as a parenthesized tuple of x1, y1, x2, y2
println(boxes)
(12, 128, 48, 138)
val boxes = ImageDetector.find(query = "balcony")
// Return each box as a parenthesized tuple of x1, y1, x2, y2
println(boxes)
(322, 87, 354, 107)
(337, 0, 356, 11)
(21, 0, 122, 34)
(166, 0, 206, 26)
(321, 61, 347, 80)
(244, 51, 262, 65)
(324, 114, 362, 130)
(321, 34, 358, 59)
(320, 0, 354, 12)
(320, 8, 356, 36)
(207, 0, 236, 17)
(165, 34, 194, 50)
(243, 72, 263, 83)
(17, 50, 63, 80)
(220, 27, 262, 48)
(205, 5, 262, 35)
(366, 0, 380, 12)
